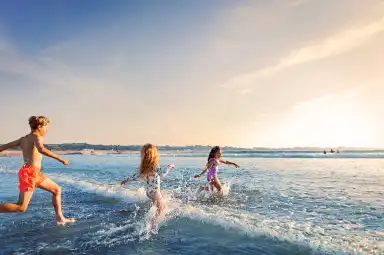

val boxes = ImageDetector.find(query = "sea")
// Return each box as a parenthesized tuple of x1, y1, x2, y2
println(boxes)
(0, 150, 383, 255)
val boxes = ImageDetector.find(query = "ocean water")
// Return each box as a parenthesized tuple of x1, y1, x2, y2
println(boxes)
(0, 152, 383, 255)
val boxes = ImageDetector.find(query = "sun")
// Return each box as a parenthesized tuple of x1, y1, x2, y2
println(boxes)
(253, 90, 380, 148)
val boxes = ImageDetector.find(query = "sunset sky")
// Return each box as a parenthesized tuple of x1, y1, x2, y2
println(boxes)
(0, 0, 383, 148)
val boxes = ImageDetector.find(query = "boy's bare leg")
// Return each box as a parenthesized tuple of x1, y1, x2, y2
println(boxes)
(0, 191, 33, 213)
(38, 178, 75, 225)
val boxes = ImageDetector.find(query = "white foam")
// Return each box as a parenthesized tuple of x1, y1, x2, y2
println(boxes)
(192, 182, 231, 201)
(166, 199, 382, 255)
(0, 169, 18, 174)
(50, 174, 149, 204)
(47, 175, 170, 245)
(36, 240, 73, 253)
(80, 204, 168, 248)
(4, 171, 380, 254)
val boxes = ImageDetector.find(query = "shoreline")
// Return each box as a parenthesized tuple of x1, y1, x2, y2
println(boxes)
(0, 150, 141, 157)
(2, 149, 383, 158)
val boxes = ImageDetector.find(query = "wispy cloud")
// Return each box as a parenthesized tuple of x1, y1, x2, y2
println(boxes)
(226, 16, 384, 87)
(292, 88, 359, 109)
(289, 0, 307, 7)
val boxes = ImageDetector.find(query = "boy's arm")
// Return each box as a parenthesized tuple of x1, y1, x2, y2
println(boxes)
(219, 159, 240, 168)
(33, 135, 68, 164)
(0, 138, 22, 152)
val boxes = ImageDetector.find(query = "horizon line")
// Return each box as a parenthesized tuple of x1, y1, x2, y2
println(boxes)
(43, 142, 383, 150)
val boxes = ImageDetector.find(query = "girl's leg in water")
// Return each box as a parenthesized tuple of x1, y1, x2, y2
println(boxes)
(0, 191, 33, 213)
(209, 182, 217, 193)
(151, 191, 166, 230)
(212, 177, 223, 194)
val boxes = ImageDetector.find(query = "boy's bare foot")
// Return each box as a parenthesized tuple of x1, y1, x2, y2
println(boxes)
(56, 217, 76, 226)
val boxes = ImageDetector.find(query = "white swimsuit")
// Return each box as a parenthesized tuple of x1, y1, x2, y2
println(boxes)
(128, 165, 172, 200)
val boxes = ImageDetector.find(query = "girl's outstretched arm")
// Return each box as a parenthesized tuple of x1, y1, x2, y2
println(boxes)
(219, 159, 240, 168)
(160, 164, 175, 177)
(194, 160, 217, 178)
(121, 169, 140, 185)
(0, 138, 22, 152)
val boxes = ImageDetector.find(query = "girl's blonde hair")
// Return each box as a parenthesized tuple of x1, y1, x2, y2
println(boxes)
(28, 116, 50, 130)
(139, 144, 159, 178)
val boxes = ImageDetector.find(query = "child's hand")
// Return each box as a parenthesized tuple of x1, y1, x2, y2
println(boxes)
(169, 164, 175, 169)
(235, 164, 240, 168)
(121, 180, 127, 186)
(61, 159, 70, 165)
(194, 175, 200, 178)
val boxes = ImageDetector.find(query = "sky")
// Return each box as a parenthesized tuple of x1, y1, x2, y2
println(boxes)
(0, 0, 383, 148)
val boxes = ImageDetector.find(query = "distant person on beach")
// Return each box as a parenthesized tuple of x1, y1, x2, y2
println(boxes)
(121, 144, 175, 231)
(0, 116, 75, 225)
(194, 146, 240, 194)
(323, 150, 327, 154)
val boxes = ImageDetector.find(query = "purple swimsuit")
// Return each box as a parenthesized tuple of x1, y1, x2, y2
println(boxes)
(207, 158, 219, 183)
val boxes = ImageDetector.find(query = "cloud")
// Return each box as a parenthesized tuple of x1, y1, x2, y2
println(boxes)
(292, 88, 360, 109)
(226, 16, 384, 87)
(289, 0, 307, 7)
(0, 35, 121, 93)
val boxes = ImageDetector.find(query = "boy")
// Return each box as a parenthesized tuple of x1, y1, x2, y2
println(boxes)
(0, 116, 75, 225)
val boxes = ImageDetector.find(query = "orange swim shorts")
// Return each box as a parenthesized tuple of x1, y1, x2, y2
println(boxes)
(18, 164, 47, 192)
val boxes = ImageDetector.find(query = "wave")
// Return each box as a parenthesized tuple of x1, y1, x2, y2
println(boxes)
(50, 174, 149, 204)
(1, 170, 382, 254)
(47, 175, 384, 254)
(170, 202, 382, 255)
(0, 169, 18, 174)
(164, 151, 384, 159)
(3, 151, 384, 159)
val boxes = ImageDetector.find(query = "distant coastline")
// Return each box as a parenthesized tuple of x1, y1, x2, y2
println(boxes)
(1, 143, 383, 158)
(0, 142, 382, 154)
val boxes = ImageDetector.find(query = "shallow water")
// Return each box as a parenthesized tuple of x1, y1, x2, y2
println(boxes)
(0, 154, 383, 254)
